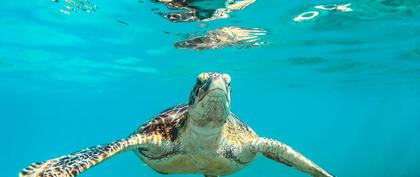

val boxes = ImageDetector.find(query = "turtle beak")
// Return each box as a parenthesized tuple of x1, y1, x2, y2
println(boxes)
(202, 76, 230, 103)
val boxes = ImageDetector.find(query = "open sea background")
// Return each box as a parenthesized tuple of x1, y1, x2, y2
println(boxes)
(1, 0, 420, 177)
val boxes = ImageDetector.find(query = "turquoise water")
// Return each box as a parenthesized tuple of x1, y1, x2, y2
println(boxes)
(1, 0, 420, 176)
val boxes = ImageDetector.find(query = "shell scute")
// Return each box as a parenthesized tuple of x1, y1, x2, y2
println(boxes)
(136, 104, 188, 141)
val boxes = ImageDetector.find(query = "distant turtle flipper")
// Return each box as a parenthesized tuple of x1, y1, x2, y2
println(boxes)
(19, 134, 150, 177)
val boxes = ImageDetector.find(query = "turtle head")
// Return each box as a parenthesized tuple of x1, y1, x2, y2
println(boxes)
(188, 72, 231, 128)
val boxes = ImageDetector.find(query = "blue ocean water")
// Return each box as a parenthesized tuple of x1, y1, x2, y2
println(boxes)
(1, 0, 420, 177)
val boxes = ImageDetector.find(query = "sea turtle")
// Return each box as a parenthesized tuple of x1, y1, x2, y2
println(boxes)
(20, 72, 334, 177)
(175, 26, 266, 50)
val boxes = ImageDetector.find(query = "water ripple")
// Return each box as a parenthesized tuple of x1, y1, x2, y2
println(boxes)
(51, 0, 98, 15)
(293, 3, 353, 22)
(355, 0, 420, 19)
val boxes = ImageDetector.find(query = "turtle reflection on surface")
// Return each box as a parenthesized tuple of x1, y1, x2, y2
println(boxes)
(152, 0, 256, 22)
(175, 26, 266, 50)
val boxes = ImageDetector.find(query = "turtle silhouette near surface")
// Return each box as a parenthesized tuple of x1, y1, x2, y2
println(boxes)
(20, 72, 334, 177)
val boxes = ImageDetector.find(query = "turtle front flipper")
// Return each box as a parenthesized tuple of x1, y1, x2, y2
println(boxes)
(251, 137, 335, 177)
(19, 134, 150, 177)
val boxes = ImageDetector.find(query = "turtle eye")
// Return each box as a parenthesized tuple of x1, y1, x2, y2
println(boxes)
(222, 74, 231, 85)
(198, 73, 209, 83)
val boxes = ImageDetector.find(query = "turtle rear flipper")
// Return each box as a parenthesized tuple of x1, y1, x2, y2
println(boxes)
(19, 134, 149, 177)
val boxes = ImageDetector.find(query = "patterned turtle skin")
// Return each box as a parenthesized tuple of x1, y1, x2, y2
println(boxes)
(19, 72, 334, 177)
